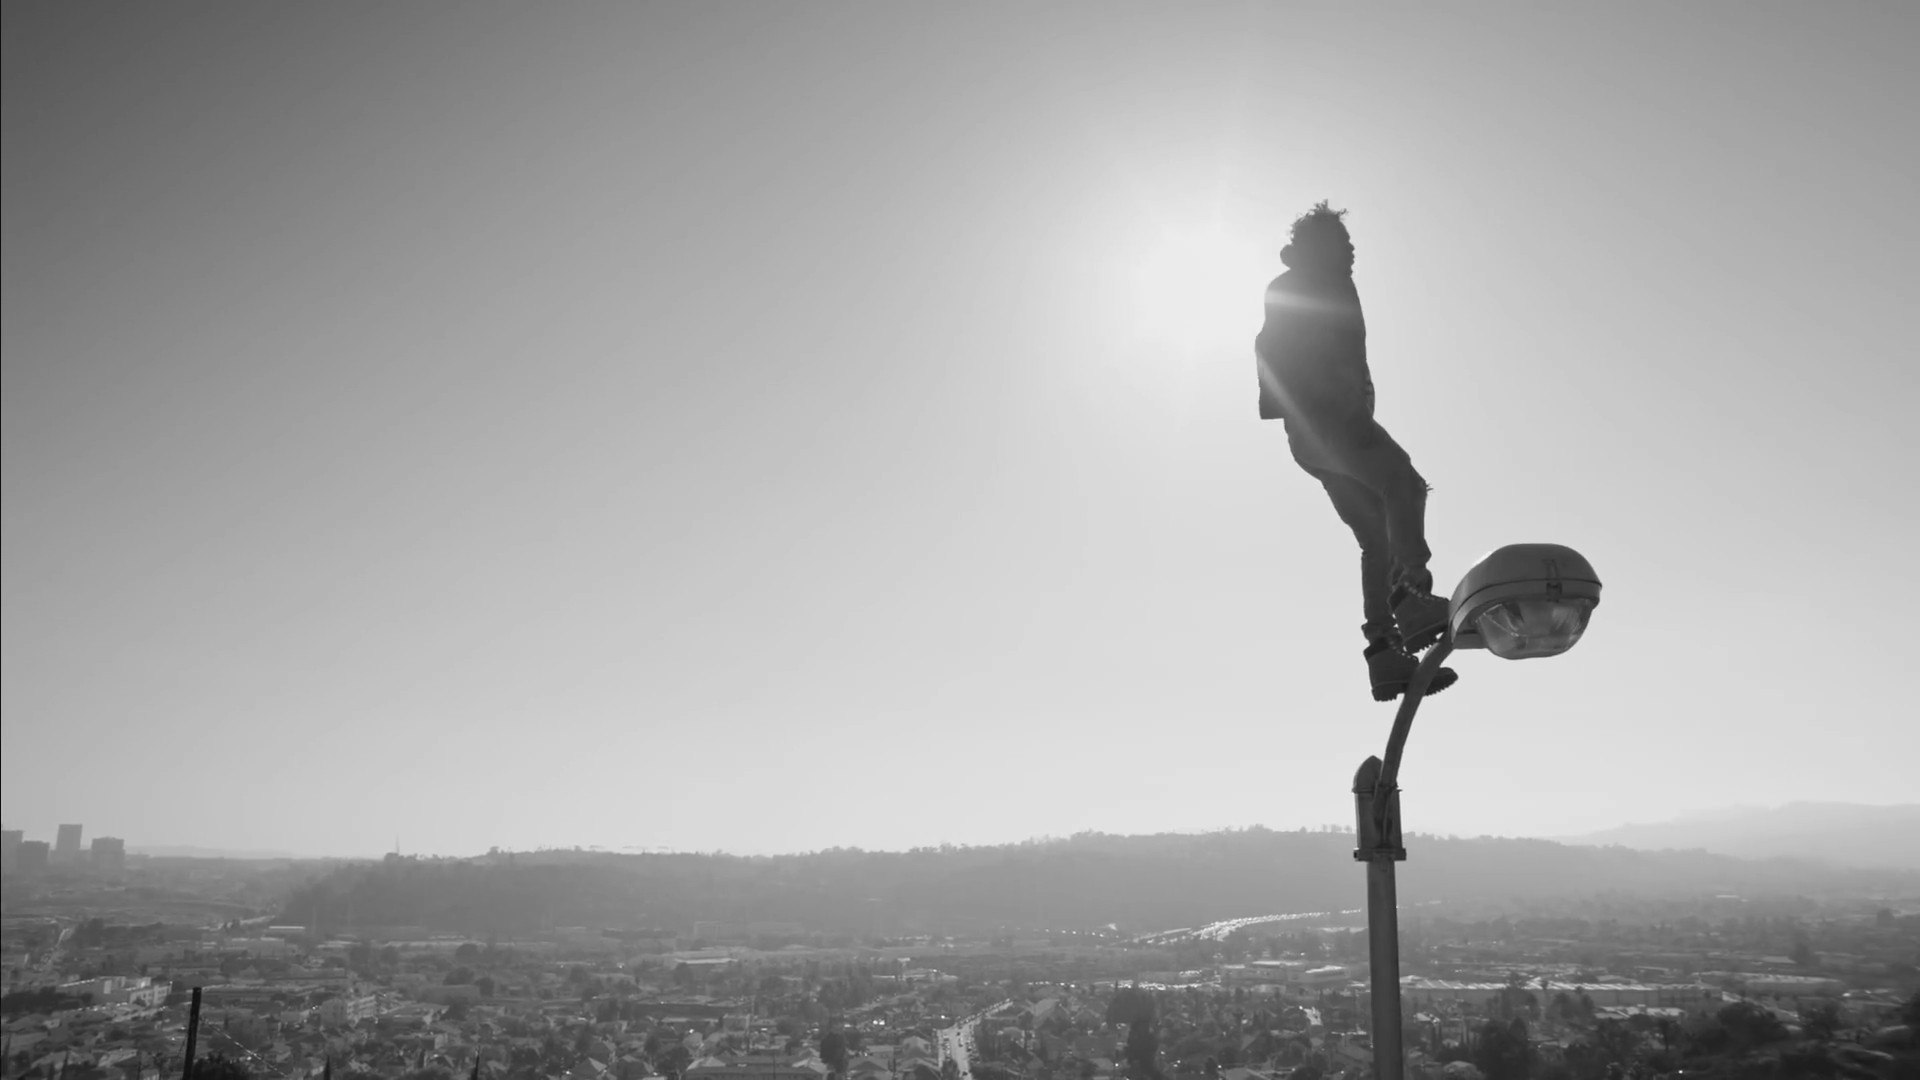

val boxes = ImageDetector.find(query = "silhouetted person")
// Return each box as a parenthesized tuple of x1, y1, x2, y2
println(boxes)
(1256, 202, 1457, 702)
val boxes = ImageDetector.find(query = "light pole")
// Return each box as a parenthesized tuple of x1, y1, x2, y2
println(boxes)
(1352, 544, 1602, 1080)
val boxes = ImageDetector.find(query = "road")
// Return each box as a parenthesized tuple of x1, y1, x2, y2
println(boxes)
(937, 1000, 1012, 1080)
(938, 1022, 972, 1080)
(1132, 909, 1365, 944)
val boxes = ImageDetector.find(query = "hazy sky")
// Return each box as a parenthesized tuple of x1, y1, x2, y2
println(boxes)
(5, 3, 1916, 859)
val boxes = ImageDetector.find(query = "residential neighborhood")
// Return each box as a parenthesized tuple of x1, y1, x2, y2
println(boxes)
(4, 859, 1917, 1080)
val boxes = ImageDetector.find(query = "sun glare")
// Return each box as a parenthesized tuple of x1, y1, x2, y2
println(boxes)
(1129, 226, 1274, 353)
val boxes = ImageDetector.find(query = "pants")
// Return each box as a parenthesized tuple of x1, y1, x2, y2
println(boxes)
(1285, 413, 1432, 645)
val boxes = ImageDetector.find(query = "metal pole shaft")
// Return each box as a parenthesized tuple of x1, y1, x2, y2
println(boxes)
(1366, 857, 1404, 1080)
(181, 987, 202, 1080)
(1357, 640, 1454, 1080)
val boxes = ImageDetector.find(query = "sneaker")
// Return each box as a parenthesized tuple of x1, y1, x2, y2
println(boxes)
(1367, 642, 1459, 703)
(1392, 585, 1452, 654)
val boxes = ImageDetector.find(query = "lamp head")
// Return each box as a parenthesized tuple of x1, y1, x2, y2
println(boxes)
(1449, 543, 1601, 659)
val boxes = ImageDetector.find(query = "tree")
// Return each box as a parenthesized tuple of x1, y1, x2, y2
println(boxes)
(1103, 987, 1164, 1080)
(455, 943, 481, 962)
(194, 1055, 253, 1080)
(1124, 1024, 1162, 1080)
(1590, 1020, 1637, 1073)
(1790, 937, 1816, 968)
(658, 1046, 692, 1080)
(819, 1032, 850, 1077)
(476, 975, 495, 998)
(1715, 1001, 1787, 1054)
(1472, 1018, 1530, 1080)
(1496, 974, 1538, 1022)
(1107, 988, 1156, 1029)
(1, 988, 88, 1015)
(1801, 1000, 1842, 1042)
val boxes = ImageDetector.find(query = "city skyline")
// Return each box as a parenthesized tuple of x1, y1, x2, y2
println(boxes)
(5, 4, 1918, 857)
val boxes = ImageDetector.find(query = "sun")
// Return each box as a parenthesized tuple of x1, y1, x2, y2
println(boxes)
(1128, 225, 1274, 353)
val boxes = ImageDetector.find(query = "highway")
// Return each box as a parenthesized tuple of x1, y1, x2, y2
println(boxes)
(1132, 909, 1364, 944)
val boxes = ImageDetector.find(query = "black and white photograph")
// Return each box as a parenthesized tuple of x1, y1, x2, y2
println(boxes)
(4, 5, 1916, 1080)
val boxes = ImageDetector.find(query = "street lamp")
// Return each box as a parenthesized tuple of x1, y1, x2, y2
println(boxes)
(1447, 544, 1601, 660)
(1351, 543, 1602, 1080)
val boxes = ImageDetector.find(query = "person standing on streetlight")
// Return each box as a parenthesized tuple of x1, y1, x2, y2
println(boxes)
(1255, 201, 1458, 702)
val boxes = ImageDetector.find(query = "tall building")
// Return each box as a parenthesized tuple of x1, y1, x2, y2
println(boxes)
(1, 829, 20, 871)
(92, 836, 127, 871)
(17, 840, 51, 873)
(55, 823, 84, 861)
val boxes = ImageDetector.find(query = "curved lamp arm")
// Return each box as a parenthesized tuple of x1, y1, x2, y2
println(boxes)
(1371, 638, 1455, 831)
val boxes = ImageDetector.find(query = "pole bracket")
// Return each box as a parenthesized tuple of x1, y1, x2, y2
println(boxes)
(1352, 757, 1407, 862)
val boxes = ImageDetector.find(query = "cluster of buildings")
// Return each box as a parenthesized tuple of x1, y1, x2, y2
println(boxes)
(58, 976, 174, 1009)
(1, 824, 125, 874)
(0, 918, 1015, 1080)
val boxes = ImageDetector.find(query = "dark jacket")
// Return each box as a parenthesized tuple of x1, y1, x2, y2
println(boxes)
(1254, 268, 1374, 422)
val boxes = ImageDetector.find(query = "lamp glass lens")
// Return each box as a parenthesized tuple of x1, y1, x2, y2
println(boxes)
(1475, 598, 1593, 659)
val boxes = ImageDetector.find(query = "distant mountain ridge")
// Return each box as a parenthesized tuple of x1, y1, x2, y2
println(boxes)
(1554, 802, 1920, 869)
(275, 827, 1920, 938)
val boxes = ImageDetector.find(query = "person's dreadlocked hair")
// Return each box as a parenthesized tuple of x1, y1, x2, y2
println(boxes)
(1288, 200, 1350, 245)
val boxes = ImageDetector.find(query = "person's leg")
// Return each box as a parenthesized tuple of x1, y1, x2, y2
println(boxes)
(1300, 464, 1395, 646)
(1299, 462, 1458, 702)
(1294, 412, 1450, 652)
(1341, 419, 1432, 594)
(1303, 414, 1432, 594)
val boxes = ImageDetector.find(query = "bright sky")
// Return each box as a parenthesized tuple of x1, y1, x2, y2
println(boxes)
(5, 3, 1916, 859)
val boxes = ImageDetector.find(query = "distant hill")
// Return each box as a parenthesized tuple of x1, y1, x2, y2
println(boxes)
(275, 828, 1920, 938)
(130, 844, 307, 860)
(1554, 802, 1920, 869)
